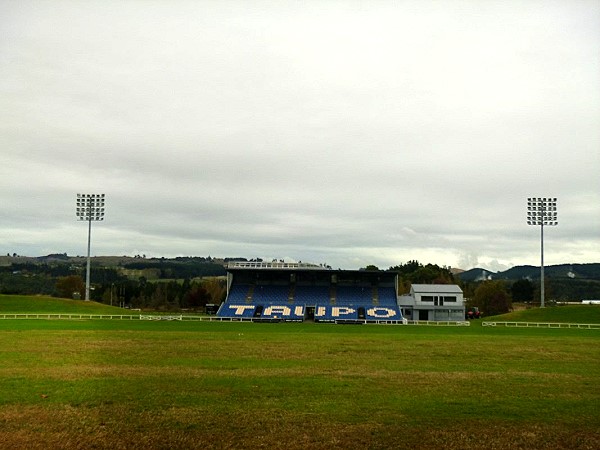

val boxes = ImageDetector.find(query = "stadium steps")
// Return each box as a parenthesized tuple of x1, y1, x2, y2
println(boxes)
(245, 285, 255, 303)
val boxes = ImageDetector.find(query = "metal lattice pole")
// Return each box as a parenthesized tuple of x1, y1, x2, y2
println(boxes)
(76, 194, 105, 300)
(527, 197, 558, 308)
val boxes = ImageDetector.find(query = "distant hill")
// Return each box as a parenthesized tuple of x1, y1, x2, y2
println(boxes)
(0, 254, 225, 267)
(456, 263, 600, 301)
(457, 268, 495, 282)
(457, 263, 600, 282)
(0, 254, 228, 279)
(498, 264, 600, 281)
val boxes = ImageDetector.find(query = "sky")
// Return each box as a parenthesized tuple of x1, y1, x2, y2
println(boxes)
(1, 0, 599, 272)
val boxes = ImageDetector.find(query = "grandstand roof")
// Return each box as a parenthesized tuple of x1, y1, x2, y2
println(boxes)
(226, 262, 398, 278)
(226, 264, 398, 286)
(411, 284, 463, 294)
(227, 261, 325, 270)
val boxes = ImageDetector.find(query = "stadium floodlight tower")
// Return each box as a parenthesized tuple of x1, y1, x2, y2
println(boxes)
(527, 197, 558, 308)
(76, 193, 105, 301)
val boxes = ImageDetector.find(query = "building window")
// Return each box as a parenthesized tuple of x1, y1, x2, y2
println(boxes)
(422, 296, 434, 302)
(442, 296, 457, 302)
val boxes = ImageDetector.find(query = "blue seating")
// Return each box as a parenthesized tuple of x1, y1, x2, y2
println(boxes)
(226, 285, 251, 303)
(253, 285, 290, 303)
(259, 304, 304, 321)
(314, 304, 359, 322)
(294, 285, 329, 304)
(217, 303, 257, 318)
(219, 283, 403, 322)
(336, 286, 373, 304)
(377, 287, 398, 305)
(364, 305, 402, 321)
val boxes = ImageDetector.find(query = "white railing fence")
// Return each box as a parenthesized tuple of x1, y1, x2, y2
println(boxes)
(482, 321, 600, 329)
(1, 314, 597, 329)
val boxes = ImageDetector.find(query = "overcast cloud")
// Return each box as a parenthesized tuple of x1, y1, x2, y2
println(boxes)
(1, 0, 599, 271)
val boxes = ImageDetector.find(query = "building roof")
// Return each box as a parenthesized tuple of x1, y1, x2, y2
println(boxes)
(226, 263, 398, 285)
(227, 261, 325, 270)
(410, 284, 463, 294)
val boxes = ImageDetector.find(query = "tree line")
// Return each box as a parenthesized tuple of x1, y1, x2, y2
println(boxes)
(3, 258, 598, 316)
(51, 274, 226, 311)
(0, 262, 227, 310)
(380, 261, 541, 316)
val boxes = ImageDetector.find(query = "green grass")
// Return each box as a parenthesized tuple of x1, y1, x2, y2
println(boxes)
(0, 298, 599, 449)
(484, 304, 600, 324)
(0, 294, 135, 315)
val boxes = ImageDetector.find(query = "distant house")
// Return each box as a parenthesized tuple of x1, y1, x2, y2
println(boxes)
(398, 284, 464, 321)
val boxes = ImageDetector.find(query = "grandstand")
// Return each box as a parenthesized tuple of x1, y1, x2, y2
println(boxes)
(217, 261, 404, 324)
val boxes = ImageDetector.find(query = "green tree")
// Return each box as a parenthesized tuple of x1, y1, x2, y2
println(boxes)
(202, 278, 226, 304)
(182, 285, 211, 309)
(411, 266, 439, 284)
(388, 260, 421, 276)
(511, 279, 534, 303)
(150, 284, 169, 310)
(388, 261, 455, 291)
(472, 280, 512, 316)
(55, 275, 85, 299)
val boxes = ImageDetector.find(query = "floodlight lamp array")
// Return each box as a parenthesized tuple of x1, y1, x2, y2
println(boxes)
(76, 193, 105, 221)
(527, 197, 557, 226)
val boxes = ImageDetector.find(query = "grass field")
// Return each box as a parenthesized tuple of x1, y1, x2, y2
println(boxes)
(485, 304, 600, 324)
(0, 295, 135, 315)
(0, 295, 599, 449)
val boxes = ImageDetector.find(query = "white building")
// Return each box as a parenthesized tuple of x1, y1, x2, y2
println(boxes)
(398, 284, 465, 321)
